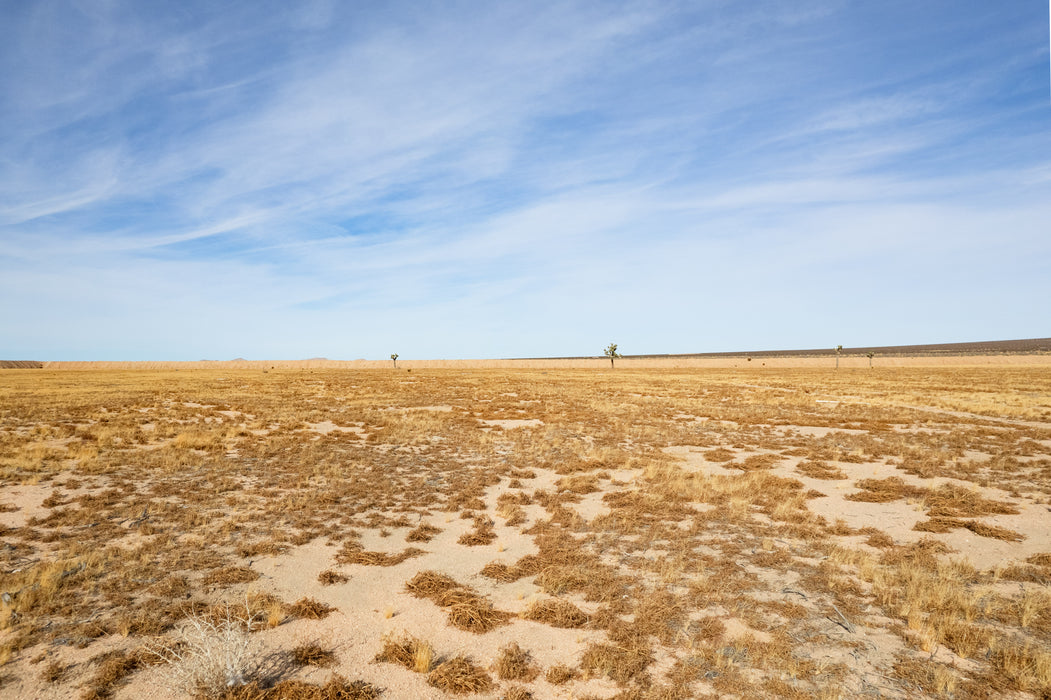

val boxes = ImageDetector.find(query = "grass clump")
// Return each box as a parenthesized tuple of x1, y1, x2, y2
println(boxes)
(501, 686, 534, 700)
(284, 597, 336, 620)
(446, 596, 509, 634)
(545, 663, 579, 684)
(216, 675, 380, 699)
(405, 570, 461, 600)
(291, 642, 336, 667)
(335, 543, 425, 566)
(375, 632, 435, 673)
(523, 597, 590, 628)
(317, 570, 349, 585)
(495, 642, 539, 681)
(406, 524, 441, 542)
(428, 654, 492, 695)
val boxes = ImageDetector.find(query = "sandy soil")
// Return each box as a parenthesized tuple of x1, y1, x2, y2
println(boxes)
(1, 367, 1049, 699)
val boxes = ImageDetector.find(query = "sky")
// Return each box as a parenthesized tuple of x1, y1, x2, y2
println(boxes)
(1, 1, 1048, 361)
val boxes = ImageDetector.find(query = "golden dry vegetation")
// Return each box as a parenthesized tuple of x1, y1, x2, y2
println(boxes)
(0, 366, 1049, 699)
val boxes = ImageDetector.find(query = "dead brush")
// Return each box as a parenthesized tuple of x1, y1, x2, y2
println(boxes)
(846, 477, 926, 503)
(405, 570, 461, 600)
(457, 515, 496, 546)
(428, 654, 492, 695)
(988, 637, 1051, 695)
(523, 597, 590, 628)
(795, 460, 847, 480)
(283, 597, 336, 620)
(494, 642, 539, 681)
(445, 595, 510, 634)
(545, 663, 579, 684)
(335, 542, 425, 566)
(480, 561, 517, 582)
(922, 482, 1019, 518)
(914, 517, 1024, 541)
(375, 632, 435, 673)
(405, 523, 441, 542)
(40, 660, 66, 683)
(580, 639, 653, 684)
(81, 648, 160, 698)
(556, 474, 603, 494)
(202, 567, 260, 587)
(632, 589, 687, 645)
(704, 448, 735, 463)
(146, 600, 261, 698)
(497, 490, 533, 506)
(317, 570, 349, 585)
(732, 454, 782, 471)
(291, 642, 336, 667)
(218, 674, 380, 699)
(497, 503, 527, 526)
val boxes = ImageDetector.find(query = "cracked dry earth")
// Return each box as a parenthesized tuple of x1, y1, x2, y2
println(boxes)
(1, 367, 1050, 699)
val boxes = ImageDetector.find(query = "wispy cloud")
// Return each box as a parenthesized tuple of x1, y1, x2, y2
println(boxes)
(1, 1, 1048, 359)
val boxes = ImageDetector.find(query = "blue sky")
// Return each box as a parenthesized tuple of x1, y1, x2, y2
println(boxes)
(1, 1, 1048, 360)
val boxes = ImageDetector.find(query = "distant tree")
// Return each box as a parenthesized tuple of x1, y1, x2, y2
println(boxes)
(866, 351, 875, 368)
(604, 343, 621, 369)
(835, 345, 843, 370)
(390, 353, 399, 369)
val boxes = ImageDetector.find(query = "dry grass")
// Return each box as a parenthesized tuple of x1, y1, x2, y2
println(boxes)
(334, 543, 425, 566)
(545, 663, 579, 684)
(427, 654, 492, 695)
(374, 632, 435, 673)
(795, 460, 847, 480)
(522, 597, 590, 628)
(316, 570, 349, 585)
(405, 523, 441, 542)
(445, 595, 510, 634)
(0, 366, 1048, 698)
(495, 642, 539, 681)
(291, 642, 336, 667)
(501, 686, 534, 700)
(405, 570, 461, 600)
(216, 675, 380, 699)
(283, 597, 336, 620)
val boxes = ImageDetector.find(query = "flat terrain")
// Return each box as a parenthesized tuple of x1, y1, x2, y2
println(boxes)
(1, 367, 1049, 699)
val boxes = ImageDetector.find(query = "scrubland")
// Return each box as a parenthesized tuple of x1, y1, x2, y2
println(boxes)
(0, 366, 1049, 699)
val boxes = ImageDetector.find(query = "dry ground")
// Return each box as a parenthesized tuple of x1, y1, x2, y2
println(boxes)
(0, 367, 1049, 699)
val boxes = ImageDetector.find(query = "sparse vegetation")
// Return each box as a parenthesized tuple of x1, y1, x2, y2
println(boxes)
(0, 365, 1049, 698)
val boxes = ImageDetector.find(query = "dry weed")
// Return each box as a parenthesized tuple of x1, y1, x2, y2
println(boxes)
(495, 642, 539, 681)
(428, 654, 492, 695)
(523, 597, 590, 628)
(291, 643, 336, 667)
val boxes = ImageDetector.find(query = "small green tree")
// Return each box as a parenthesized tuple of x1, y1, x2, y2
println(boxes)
(604, 343, 621, 369)
(835, 345, 843, 370)
(866, 351, 875, 368)
(390, 353, 399, 369)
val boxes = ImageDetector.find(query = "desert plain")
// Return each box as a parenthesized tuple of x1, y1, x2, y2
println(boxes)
(1, 362, 1050, 699)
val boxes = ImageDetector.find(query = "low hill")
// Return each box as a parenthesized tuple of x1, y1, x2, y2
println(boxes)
(619, 337, 1051, 360)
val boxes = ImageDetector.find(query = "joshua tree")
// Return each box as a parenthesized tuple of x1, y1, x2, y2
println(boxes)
(604, 343, 621, 369)
(867, 351, 875, 368)
(390, 353, 399, 369)
(835, 345, 843, 370)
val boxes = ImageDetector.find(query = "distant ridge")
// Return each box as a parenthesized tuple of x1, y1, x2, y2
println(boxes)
(0, 361, 44, 369)
(620, 337, 1051, 360)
